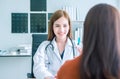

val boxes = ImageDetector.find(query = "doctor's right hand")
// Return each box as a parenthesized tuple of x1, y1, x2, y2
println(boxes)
(44, 76, 56, 79)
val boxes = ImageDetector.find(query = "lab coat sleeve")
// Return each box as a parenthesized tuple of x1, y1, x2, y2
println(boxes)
(33, 41, 54, 79)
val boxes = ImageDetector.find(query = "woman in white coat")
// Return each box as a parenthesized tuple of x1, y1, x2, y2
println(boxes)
(33, 10, 81, 79)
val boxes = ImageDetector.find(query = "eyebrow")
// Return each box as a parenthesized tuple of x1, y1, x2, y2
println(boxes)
(54, 23, 59, 25)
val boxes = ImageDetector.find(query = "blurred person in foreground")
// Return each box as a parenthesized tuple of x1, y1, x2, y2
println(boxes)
(57, 3, 120, 79)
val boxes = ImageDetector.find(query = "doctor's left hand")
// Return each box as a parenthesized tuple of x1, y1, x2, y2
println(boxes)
(76, 46, 82, 54)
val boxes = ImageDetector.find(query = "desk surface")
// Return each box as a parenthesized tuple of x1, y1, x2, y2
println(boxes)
(0, 54, 31, 57)
(0, 50, 31, 57)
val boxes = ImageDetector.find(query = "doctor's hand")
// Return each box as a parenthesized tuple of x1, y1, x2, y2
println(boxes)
(44, 76, 56, 79)
(76, 46, 82, 54)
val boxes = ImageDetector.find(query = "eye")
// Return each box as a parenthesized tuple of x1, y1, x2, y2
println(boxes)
(63, 24, 68, 27)
(55, 25, 60, 27)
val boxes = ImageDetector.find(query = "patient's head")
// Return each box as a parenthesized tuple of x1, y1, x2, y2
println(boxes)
(81, 3, 120, 79)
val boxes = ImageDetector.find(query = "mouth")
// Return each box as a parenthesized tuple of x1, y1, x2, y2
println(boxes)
(58, 33, 65, 35)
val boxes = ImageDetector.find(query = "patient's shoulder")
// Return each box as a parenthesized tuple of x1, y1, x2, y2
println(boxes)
(57, 55, 82, 79)
(64, 55, 81, 68)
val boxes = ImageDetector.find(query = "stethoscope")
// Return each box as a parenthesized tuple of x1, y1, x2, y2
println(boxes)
(45, 38, 75, 57)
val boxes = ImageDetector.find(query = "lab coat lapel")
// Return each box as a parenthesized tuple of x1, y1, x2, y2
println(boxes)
(62, 38, 73, 61)
(51, 38, 62, 61)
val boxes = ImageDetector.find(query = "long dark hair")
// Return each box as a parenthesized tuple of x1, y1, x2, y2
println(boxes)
(80, 3, 120, 79)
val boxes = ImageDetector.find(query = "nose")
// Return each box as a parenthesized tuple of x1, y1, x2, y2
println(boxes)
(59, 26, 64, 32)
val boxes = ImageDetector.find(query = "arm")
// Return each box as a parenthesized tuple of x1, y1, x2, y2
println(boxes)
(33, 42, 54, 79)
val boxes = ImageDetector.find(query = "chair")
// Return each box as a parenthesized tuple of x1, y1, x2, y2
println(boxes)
(27, 34, 48, 79)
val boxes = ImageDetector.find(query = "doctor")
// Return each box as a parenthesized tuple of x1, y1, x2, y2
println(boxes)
(33, 10, 81, 79)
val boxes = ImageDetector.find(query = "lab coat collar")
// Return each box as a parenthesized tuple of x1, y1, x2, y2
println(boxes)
(50, 37, 73, 60)
(51, 37, 61, 60)
(66, 37, 73, 47)
(51, 37, 73, 50)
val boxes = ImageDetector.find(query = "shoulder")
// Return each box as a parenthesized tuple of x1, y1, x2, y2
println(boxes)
(37, 41, 50, 49)
(34, 41, 50, 57)
(62, 55, 81, 69)
(67, 38, 76, 46)
(40, 41, 50, 45)
(57, 55, 82, 79)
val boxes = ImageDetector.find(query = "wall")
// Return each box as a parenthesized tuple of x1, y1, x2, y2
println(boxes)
(0, 0, 119, 79)
(0, 0, 118, 50)
(47, 0, 118, 21)
(0, 0, 31, 50)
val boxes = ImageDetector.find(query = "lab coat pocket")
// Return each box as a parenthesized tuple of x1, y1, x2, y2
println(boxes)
(45, 54, 50, 68)
(45, 55, 53, 69)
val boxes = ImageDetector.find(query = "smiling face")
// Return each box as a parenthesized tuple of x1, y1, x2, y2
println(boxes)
(48, 10, 72, 41)
(53, 16, 69, 40)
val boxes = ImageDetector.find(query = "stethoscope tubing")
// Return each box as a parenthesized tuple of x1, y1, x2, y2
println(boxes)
(45, 38, 75, 58)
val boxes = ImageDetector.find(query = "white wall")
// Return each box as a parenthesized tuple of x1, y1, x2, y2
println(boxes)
(0, 0, 119, 79)
(0, 0, 31, 50)
(47, 0, 118, 21)
(0, 0, 118, 50)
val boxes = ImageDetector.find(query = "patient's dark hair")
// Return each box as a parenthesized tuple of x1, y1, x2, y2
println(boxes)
(81, 3, 120, 79)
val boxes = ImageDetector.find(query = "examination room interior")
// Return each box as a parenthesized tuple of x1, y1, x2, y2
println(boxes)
(0, 0, 119, 79)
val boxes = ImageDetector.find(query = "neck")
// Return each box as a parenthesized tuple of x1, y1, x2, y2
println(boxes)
(56, 37, 67, 43)
(56, 37, 67, 54)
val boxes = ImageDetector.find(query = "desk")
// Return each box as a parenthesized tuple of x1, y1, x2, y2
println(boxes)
(0, 55, 31, 79)
(0, 50, 31, 57)
(0, 54, 31, 57)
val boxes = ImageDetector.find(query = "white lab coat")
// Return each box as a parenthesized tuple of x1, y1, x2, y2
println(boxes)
(33, 37, 79, 79)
